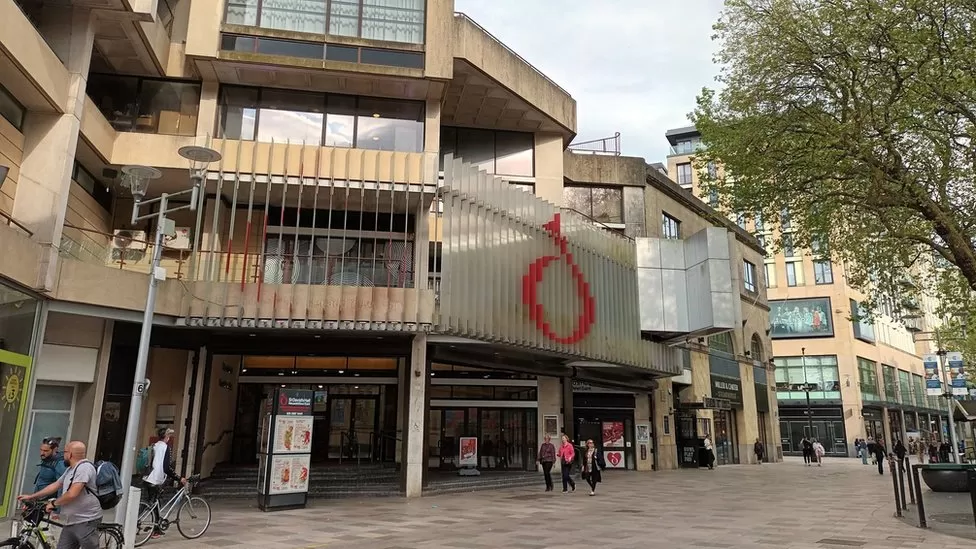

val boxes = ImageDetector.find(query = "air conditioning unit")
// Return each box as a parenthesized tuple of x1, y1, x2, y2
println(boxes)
(111, 229, 147, 251)
(163, 227, 191, 250)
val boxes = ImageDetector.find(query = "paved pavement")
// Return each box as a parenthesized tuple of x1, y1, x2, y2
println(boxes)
(146, 457, 973, 549)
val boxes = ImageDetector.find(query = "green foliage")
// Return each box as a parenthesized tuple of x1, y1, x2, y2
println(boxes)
(692, 0, 976, 307)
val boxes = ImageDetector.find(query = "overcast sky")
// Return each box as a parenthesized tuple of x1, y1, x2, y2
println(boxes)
(454, 0, 725, 163)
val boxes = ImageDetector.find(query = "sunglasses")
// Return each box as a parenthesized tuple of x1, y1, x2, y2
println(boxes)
(42, 437, 61, 448)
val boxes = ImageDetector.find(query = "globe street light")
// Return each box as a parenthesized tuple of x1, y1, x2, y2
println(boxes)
(116, 146, 221, 526)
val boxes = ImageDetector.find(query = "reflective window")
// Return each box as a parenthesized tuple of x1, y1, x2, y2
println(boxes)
(441, 128, 534, 177)
(743, 260, 757, 293)
(786, 261, 803, 286)
(662, 213, 680, 239)
(562, 185, 623, 224)
(72, 162, 113, 213)
(814, 260, 833, 284)
(87, 75, 201, 136)
(0, 83, 25, 131)
(773, 355, 841, 400)
(676, 162, 693, 185)
(224, 0, 425, 44)
(218, 85, 424, 152)
(858, 357, 880, 400)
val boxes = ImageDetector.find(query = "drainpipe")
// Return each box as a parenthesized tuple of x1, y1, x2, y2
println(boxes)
(649, 393, 658, 471)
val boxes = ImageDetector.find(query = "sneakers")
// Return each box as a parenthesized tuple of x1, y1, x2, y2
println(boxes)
(589, 491, 595, 496)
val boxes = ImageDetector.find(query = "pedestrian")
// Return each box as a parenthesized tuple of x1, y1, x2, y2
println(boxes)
(703, 436, 716, 470)
(801, 437, 813, 466)
(916, 438, 926, 464)
(866, 437, 877, 464)
(33, 436, 67, 493)
(928, 439, 939, 463)
(894, 439, 907, 472)
(580, 439, 606, 496)
(858, 438, 868, 465)
(556, 434, 576, 493)
(939, 440, 951, 463)
(753, 438, 765, 464)
(143, 428, 186, 539)
(812, 439, 825, 466)
(874, 438, 887, 475)
(18, 441, 102, 549)
(538, 435, 556, 492)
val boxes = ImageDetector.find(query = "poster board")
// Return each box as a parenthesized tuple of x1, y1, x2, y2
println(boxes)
(258, 388, 313, 511)
(459, 437, 478, 467)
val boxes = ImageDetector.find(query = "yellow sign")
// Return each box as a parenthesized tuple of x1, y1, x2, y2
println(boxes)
(1, 371, 20, 411)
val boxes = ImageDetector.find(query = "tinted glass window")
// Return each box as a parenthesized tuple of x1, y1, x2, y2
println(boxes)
(219, 86, 259, 140)
(257, 89, 325, 145)
(220, 34, 255, 52)
(494, 131, 534, 176)
(0, 83, 25, 130)
(356, 97, 423, 152)
(326, 45, 359, 62)
(256, 37, 324, 59)
(360, 48, 424, 68)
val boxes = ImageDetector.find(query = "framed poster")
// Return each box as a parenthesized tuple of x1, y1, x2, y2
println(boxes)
(947, 352, 967, 396)
(635, 424, 650, 444)
(769, 298, 833, 338)
(924, 354, 941, 396)
(602, 421, 625, 448)
(603, 450, 626, 469)
(543, 415, 559, 438)
(459, 437, 478, 467)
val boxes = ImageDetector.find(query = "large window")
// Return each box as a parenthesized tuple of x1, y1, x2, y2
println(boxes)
(898, 370, 912, 406)
(769, 297, 833, 338)
(764, 263, 777, 288)
(676, 162, 693, 186)
(224, 0, 425, 44)
(440, 128, 534, 177)
(87, 75, 200, 136)
(912, 374, 926, 408)
(785, 261, 803, 286)
(882, 364, 897, 402)
(850, 299, 876, 343)
(743, 260, 757, 293)
(72, 162, 113, 213)
(218, 86, 423, 152)
(563, 185, 623, 224)
(773, 355, 841, 400)
(662, 213, 680, 239)
(814, 260, 833, 284)
(858, 357, 880, 401)
(0, 83, 25, 130)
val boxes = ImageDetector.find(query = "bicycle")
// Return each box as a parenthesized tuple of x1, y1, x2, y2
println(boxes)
(0, 500, 124, 549)
(134, 474, 210, 547)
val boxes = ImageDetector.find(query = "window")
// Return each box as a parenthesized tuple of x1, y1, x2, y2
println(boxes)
(754, 213, 765, 233)
(224, 0, 426, 44)
(217, 85, 424, 152)
(782, 233, 795, 257)
(676, 162, 693, 186)
(707, 162, 718, 179)
(662, 213, 681, 239)
(220, 34, 425, 68)
(781, 208, 791, 230)
(72, 162, 114, 213)
(672, 137, 702, 155)
(764, 262, 777, 288)
(850, 299, 876, 343)
(0, 83, 25, 130)
(707, 188, 719, 207)
(563, 185, 623, 224)
(857, 357, 880, 401)
(786, 261, 803, 286)
(87, 75, 201, 136)
(750, 335, 764, 362)
(773, 355, 841, 400)
(440, 128, 534, 177)
(743, 260, 757, 293)
(813, 260, 833, 284)
(736, 213, 746, 229)
(882, 365, 897, 402)
(898, 370, 912, 405)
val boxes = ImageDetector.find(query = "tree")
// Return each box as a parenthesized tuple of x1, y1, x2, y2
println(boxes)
(692, 0, 976, 305)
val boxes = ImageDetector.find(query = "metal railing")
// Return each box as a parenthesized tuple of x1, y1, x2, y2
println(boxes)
(337, 429, 400, 465)
(0, 210, 33, 237)
(453, 12, 571, 97)
(568, 133, 622, 156)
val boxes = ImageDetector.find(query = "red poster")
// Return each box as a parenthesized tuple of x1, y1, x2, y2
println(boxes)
(602, 421, 625, 448)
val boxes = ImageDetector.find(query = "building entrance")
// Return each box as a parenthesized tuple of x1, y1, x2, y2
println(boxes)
(714, 410, 738, 465)
(427, 408, 536, 471)
(325, 396, 380, 462)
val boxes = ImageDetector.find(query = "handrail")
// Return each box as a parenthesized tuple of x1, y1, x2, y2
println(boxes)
(453, 12, 571, 98)
(569, 133, 622, 156)
(62, 223, 156, 248)
(0, 210, 33, 237)
(201, 429, 234, 453)
(561, 207, 636, 242)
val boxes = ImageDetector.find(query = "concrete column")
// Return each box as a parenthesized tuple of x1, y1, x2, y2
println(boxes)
(737, 361, 759, 464)
(561, 378, 574, 441)
(195, 81, 220, 138)
(12, 8, 95, 290)
(85, 319, 114, 449)
(653, 380, 677, 470)
(533, 133, 564, 204)
(395, 357, 407, 465)
(536, 377, 561, 471)
(404, 334, 427, 497)
(882, 407, 893, 448)
(634, 392, 652, 471)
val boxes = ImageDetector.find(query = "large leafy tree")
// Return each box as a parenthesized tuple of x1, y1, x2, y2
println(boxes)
(692, 0, 976, 304)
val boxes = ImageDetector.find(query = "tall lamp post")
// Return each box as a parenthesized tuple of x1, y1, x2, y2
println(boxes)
(800, 348, 815, 439)
(935, 348, 962, 463)
(116, 146, 221, 524)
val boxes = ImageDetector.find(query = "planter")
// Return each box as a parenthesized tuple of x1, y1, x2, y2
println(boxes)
(919, 464, 976, 493)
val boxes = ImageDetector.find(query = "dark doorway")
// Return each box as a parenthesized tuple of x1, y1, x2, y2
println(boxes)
(231, 384, 263, 464)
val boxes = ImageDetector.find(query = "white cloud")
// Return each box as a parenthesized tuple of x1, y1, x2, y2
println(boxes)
(453, 0, 724, 163)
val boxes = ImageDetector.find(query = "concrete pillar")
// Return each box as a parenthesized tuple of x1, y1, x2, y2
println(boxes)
(533, 133, 564, 204)
(652, 380, 677, 470)
(536, 376, 561, 471)
(882, 406, 893, 448)
(737, 361, 760, 464)
(404, 334, 427, 497)
(12, 7, 95, 290)
(395, 357, 407, 465)
(561, 378, 574, 441)
(634, 392, 652, 471)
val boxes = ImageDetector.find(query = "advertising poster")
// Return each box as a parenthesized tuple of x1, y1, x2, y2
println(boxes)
(459, 437, 478, 467)
(769, 298, 833, 338)
(289, 455, 311, 492)
(947, 352, 967, 396)
(313, 390, 328, 413)
(543, 415, 559, 438)
(273, 416, 313, 453)
(603, 450, 626, 469)
(269, 456, 292, 494)
(924, 354, 942, 396)
(635, 424, 650, 444)
(602, 421, 625, 448)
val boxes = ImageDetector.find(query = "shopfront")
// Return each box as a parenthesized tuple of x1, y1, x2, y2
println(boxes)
(779, 406, 848, 456)
(572, 381, 637, 470)
(863, 408, 884, 442)
(0, 281, 42, 517)
(710, 375, 742, 465)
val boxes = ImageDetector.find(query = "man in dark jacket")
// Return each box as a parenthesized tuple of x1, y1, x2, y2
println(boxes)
(33, 437, 67, 493)
(874, 438, 887, 475)
(894, 439, 907, 472)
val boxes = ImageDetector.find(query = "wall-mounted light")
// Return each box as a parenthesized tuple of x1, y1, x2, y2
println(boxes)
(218, 380, 232, 391)
(221, 363, 233, 374)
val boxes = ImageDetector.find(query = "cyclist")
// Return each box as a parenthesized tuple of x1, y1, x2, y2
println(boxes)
(18, 441, 102, 549)
(34, 436, 67, 493)
(143, 428, 186, 539)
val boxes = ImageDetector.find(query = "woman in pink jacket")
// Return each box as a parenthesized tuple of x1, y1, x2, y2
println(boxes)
(557, 434, 577, 493)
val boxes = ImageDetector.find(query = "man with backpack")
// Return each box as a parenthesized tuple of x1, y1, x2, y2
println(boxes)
(142, 428, 186, 537)
(18, 441, 103, 549)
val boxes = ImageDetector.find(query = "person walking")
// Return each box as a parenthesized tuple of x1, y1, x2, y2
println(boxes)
(801, 437, 813, 466)
(580, 439, 606, 496)
(894, 439, 908, 472)
(538, 435, 556, 492)
(703, 436, 716, 470)
(143, 428, 186, 538)
(18, 441, 102, 549)
(556, 434, 576, 493)
(873, 438, 887, 475)
(812, 439, 825, 466)
(916, 438, 926, 464)
(928, 438, 939, 463)
(33, 436, 67, 493)
(753, 438, 765, 464)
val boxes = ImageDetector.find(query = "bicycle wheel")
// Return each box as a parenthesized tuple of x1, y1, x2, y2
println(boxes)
(98, 525, 123, 549)
(0, 538, 36, 549)
(133, 502, 157, 548)
(175, 497, 211, 540)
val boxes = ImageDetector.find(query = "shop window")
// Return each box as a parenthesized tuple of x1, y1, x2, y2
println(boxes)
(857, 357, 880, 401)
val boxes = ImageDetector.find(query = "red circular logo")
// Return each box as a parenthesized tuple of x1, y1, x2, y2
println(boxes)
(521, 214, 596, 344)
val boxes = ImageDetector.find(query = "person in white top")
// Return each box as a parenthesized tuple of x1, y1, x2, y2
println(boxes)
(812, 439, 826, 466)
(143, 428, 186, 539)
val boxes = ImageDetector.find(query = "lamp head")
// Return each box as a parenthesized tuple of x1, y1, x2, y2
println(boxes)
(178, 145, 221, 176)
(120, 165, 162, 201)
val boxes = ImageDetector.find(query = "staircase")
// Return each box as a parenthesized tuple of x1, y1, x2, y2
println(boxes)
(197, 462, 402, 499)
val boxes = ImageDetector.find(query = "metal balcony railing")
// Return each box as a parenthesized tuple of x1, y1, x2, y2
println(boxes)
(1, 211, 33, 237)
(568, 133, 622, 156)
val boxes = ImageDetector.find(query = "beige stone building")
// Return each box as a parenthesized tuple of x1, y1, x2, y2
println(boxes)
(665, 125, 952, 457)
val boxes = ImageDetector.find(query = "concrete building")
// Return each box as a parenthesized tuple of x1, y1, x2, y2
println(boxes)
(0, 0, 772, 512)
(665, 125, 952, 457)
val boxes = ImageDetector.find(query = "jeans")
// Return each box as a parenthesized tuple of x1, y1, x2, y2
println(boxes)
(541, 461, 554, 491)
(586, 475, 598, 491)
(57, 519, 101, 549)
(561, 462, 575, 491)
(860, 450, 868, 464)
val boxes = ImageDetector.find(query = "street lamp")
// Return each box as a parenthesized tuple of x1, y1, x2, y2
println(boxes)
(800, 348, 815, 440)
(116, 145, 221, 524)
(914, 323, 964, 464)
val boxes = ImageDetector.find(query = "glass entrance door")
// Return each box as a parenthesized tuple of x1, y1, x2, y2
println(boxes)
(714, 410, 738, 465)
(327, 396, 378, 461)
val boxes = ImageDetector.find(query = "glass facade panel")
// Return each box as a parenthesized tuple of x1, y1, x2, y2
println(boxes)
(858, 357, 880, 401)
(494, 131, 534, 177)
(355, 97, 423, 152)
(442, 127, 534, 177)
(562, 186, 623, 224)
(773, 355, 841, 400)
(0, 83, 25, 130)
(898, 370, 912, 406)
(87, 75, 201, 136)
(882, 365, 897, 402)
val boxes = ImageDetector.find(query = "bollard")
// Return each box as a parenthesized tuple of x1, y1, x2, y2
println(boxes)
(968, 469, 976, 531)
(896, 460, 907, 511)
(123, 486, 141, 549)
(889, 456, 902, 517)
(912, 465, 927, 528)
(906, 458, 915, 504)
